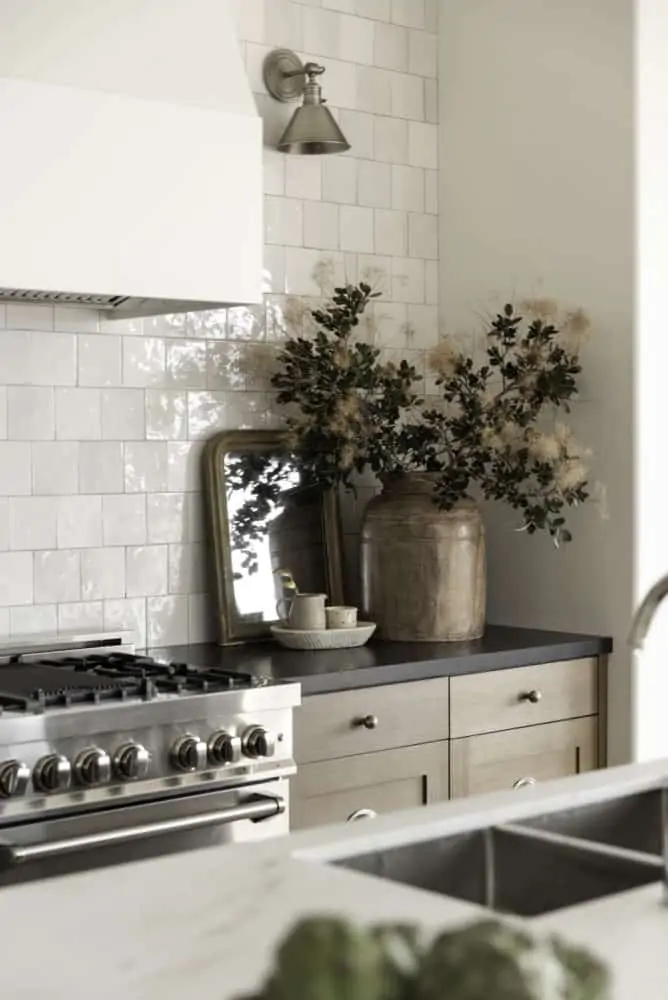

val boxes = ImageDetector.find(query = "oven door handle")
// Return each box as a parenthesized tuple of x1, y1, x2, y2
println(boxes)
(0, 794, 285, 867)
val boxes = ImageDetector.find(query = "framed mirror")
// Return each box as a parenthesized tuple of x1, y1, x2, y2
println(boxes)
(204, 430, 345, 646)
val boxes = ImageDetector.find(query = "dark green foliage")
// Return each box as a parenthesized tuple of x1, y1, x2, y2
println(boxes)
(265, 285, 593, 545)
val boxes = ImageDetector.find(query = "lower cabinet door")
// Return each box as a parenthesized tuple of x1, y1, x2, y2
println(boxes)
(450, 717, 598, 799)
(291, 742, 448, 831)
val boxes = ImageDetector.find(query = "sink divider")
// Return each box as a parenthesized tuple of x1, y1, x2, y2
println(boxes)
(498, 823, 666, 871)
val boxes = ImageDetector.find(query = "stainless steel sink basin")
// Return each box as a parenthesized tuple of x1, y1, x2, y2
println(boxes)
(334, 825, 662, 916)
(517, 790, 663, 857)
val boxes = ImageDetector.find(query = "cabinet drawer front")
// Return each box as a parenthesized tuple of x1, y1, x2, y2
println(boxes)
(450, 717, 598, 798)
(291, 742, 448, 831)
(295, 679, 449, 764)
(450, 658, 598, 738)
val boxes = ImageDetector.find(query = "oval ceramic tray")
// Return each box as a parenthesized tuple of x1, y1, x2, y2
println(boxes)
(271, 622, 376, 651)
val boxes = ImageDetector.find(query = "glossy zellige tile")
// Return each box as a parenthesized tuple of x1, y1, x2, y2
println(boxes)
(0, 443, 31, 496)
(145, 390, 188, 441)
(34, 550, 80, 604)
(101, 388, 145, 441)
(8, 387, 55, 440)
(9, 497, 57, 551)
(147, 595, 189, 645)
(0, 553, 33, 606)
(57, 601, 104, 632)
(358, 161, 392, 208)
(356, 0, 391, 18)
(304, 201, 340, 250)
(31, 441, 79, 496)
(322, 156, 357, 205)
(79, 442, 124, 494)
(57, 496, 103, 549)
(104, 598, 147, 649)
(78, 335, 122, 387)
(81, 548, 126, 601)
(340, 11, 374, 63)
(391, 0, 425, 28)
(374, 21, 408, 71)
(340, 205, 375, 252)
(408, 29, 437, 77)
(29, 333, 77, 386)
(124, 442, 168, 493)
(102, 495, 147, 547)
(122, 337, 166, 387)
(391, 164, 425, 212)
(55, 388, 101, 441)
(286, 157, 322, 201)
(391, 71, 425, 120)
(126, 546, 169, 598)
(10, 604, 57, 636)
(147, 494, 187, 544)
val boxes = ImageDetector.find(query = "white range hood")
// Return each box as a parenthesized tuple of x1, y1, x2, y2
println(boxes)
(0, 0, 263, 317)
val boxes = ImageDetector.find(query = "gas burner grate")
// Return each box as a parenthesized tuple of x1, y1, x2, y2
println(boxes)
(0, 654, 258, 712)
(0, 665, 146, 714)
(73, 656, 256, 694)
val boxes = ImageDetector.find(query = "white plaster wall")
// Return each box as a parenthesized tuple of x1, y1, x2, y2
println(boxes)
(439, 0, 635, 763)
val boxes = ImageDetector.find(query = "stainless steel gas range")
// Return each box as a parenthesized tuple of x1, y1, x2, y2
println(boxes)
(0, 631, 300, 884)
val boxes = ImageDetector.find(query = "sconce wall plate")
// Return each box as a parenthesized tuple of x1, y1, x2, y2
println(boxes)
(263, 48, 307, 103)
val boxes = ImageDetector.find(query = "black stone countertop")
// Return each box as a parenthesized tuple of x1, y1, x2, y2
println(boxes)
(146, 625, 612, 696)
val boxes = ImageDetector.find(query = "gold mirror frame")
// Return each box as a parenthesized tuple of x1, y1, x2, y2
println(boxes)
(203, 430, 345, 646)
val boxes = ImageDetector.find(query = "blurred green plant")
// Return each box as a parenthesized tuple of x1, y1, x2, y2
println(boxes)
(234, 916, 609, 1000)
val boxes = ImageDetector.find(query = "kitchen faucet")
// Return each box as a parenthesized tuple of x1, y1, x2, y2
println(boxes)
(629, 573, 668, 649)
(629, 574, 668, 906)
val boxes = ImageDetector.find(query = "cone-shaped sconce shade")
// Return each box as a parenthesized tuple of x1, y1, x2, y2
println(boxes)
(277, 103, 350, 155)
(264, 49, 351, 156)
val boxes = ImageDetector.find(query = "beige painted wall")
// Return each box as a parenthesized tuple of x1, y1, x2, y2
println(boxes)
(439, 0, 634, 763)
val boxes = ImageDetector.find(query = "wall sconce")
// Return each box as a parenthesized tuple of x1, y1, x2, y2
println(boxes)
(263, 48, 351, 155)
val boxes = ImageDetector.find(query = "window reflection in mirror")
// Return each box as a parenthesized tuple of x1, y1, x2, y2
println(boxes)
(224, 452, 328, 625)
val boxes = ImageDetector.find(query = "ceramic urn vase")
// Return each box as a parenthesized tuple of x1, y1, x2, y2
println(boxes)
(360, 473, 486, 642)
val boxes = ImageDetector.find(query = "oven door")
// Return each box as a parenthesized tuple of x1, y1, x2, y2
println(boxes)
(0, 779, 288, 885)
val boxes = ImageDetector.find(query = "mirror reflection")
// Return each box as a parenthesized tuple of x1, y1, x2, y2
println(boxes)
(204, 432, 344, 645)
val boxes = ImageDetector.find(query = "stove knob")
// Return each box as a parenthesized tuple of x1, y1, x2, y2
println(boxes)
(74, 748, 112, 787)
(113, 743, 150, 782)
(207, 731, 242, 766)
(242, 726, 276, 759)
(171, 735, 207, 773)
(0, 759, 30, 798)
(33, 754, 72, 794)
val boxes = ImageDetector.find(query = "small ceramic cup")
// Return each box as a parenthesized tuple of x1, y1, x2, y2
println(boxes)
(325, 606, 358, 630)
(277, 593, 327, 631)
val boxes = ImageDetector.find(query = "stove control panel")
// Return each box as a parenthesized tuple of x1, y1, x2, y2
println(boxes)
(0, 759, 30, 798)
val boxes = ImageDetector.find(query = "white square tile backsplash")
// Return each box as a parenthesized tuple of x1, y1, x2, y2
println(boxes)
(0, 0, 439, 645)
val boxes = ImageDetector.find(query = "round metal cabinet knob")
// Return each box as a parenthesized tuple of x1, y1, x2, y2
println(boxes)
(519, 690, 542, 704)
(0, 759, 30, 798)
(171, 735, 207, 773)
(207, 731, 242, 766)
(355, 714, 379, 730)
(33, 754, 72, 794)
(74, 748, 112, 787)
(113, 743, 151, 782)
(242, 726, 277, 759)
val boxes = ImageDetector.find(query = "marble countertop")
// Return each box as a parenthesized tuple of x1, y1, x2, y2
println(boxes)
(146, 624, 612, 694)
(0, 758, 665, 999)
